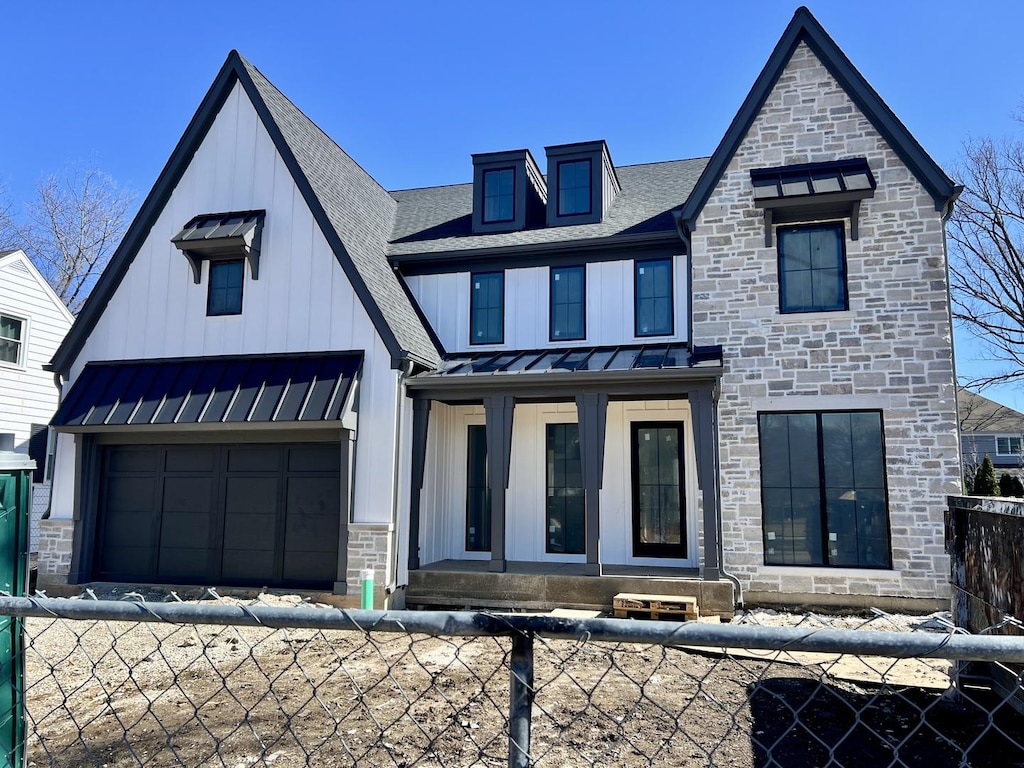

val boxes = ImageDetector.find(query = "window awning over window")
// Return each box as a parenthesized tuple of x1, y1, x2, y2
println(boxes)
(171, 210, 265, 283)
(52, 352, 361, 429)
(750, 159, 876, 245)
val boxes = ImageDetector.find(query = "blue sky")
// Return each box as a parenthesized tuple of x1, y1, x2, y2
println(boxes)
(3, 1, 1023, 405)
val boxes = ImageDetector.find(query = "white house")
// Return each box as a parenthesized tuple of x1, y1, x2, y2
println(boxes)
(40, 8, 961, 613)
(0, 249, 75, 549)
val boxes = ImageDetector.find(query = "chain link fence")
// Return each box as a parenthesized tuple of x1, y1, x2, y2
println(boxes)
(1, 592, 1022, 767)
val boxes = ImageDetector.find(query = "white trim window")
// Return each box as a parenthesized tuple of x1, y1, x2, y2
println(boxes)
(0, 313, 25, 367)
(996, 436, 1023, 456)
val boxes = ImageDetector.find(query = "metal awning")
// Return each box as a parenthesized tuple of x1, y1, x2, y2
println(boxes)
(171, 210, 265, 283)
(52, 352, 362, 429)
(406, 344, 722, 399)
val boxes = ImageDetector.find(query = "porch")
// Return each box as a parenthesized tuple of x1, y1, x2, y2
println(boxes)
(406, 559, 735, 618)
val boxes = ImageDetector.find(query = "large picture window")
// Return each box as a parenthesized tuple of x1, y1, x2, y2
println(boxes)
(758, 411, 889, 568)
(546, 423, 585, 554)
(635, 258, 673, 337)
(550, 266, 585, 341)
(777, 224, 847, 313)
(470, 272, 504, 345)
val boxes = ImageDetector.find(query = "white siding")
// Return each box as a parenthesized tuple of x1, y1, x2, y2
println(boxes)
(418, 400, 699, 569)
(0, 252, 73, 456)
(50, 82, 401, 527)
(406, 255, 689, 354)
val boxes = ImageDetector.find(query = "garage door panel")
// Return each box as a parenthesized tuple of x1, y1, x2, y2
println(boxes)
(287, 477, 340, 517)
(101, 509, 158, 548)
(160, 511, 212, 549)
(105, 477, 158, 514)
(227, 447, 281, 473)
(282, 551, 336, 584)
(107, 448, 159, 474)
(224, 477, 277, 516)
(288, 445, 340, 473)
(222, 549, 275, 582)
(159, 547, 215, 581)
(224, 514, 276, 549)
(162, 477, 214, 513)
(164, 447, 217, 473)
(98, 546, 157, 581)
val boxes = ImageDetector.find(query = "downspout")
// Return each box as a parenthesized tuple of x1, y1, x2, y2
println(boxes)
(675, 211, 744, 609)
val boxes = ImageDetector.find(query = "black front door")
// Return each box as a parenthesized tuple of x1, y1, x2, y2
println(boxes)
(631, 422, 686, 558)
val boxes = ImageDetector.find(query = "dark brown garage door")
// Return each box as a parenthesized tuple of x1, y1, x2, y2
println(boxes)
(95, 443, 341, 589)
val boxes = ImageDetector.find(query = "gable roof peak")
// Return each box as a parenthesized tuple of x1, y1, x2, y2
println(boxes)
(678, 5, 960, 231)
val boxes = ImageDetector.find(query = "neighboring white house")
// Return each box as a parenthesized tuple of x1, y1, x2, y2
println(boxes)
(0, 249, 75, 550)
(40, 8, 961, 613)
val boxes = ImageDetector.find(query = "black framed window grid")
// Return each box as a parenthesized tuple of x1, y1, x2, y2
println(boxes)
(546, 423, 585, 555)
(634, 258, 673, 337)
(0, 313, 24, 365)
(757, 410, 891, 569)
(557, 159, 592, 217)
(470, 271, 504, 345)
(482, 167, 516, 224)
(465, 424, 491, 552)
(207, 259, 244, 316)
(631, 421, 686, 558)
(550, 265, 586, 341)
(777, 223, 848, 313)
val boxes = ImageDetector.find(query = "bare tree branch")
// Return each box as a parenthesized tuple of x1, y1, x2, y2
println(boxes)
(21, 166, 135, 313)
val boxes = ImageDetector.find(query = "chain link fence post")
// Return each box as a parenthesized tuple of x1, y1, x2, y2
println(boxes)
(509, 630, 534, 767)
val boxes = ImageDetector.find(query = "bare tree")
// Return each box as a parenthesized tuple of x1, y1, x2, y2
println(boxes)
(0, 186, 19, 251)
(22, 166, 135, 313)
(949, 120, 1024, 388)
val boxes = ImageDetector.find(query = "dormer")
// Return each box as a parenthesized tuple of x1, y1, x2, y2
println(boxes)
(545, 140, 620, 227)
(471, 149, 547, 234)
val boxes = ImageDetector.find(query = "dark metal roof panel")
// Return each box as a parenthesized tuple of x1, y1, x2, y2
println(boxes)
(52, 353, 363, 428)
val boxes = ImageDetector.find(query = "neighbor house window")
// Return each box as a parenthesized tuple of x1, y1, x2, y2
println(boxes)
(635, 258, 673, 336)
(482, 168, 515, 223)
(550, 266, 585, 341)
(470, 271, 504, 344)
(466, 425, 491, 552)
(207, 260, 244, 316)
(0, 314, 24, 366)
(997, 436, 1023, 455)
(758, 411, 889, 568)
(557, 159, 592, 216)
(778, 224, 847, 313)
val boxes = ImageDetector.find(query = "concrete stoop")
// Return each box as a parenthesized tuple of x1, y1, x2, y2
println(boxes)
(407, 569, 735, 618)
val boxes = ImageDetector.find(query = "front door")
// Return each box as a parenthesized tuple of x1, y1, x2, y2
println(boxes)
(631, 422, 686, 558)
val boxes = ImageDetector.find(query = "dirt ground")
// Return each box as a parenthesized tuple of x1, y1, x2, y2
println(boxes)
(19, 596, 1024, 767)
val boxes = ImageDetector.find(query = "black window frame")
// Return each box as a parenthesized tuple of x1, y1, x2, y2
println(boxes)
(634, 258, 674, 337)
(546, 422, 585, 555)
(777, 222, 848, 314)
(481, 166, 516, 224)
(996, 436, 1022, 456)
(465, 424, 491, 552)
(549, 265, 586, 342)
(206, 259, 245, 317)
(469, 271, 504, 346)
(556, 158, 593, 217)
(757, 409, 892, 569)
(630, 421, 686, 559)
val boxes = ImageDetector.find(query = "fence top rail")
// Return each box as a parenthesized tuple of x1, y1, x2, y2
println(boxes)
(1, 596, 1021, 663)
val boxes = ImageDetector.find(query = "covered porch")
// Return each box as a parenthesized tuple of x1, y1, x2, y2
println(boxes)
(404, 344, 730, 614)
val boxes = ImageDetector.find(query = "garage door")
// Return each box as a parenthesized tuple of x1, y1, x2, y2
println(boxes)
(95, 443, 341, 589)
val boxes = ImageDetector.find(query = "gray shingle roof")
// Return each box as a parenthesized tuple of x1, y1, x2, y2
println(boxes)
(959, 389, 1024, 434)
(240, 56, 440, 366)
(388, 158, 709, 257)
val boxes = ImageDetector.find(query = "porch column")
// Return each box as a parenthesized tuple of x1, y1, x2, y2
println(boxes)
(691, 386, 721, 580)
(576, 392, 608, 576)
(407, 398, 431, 572)
(484, 395, 515, 573)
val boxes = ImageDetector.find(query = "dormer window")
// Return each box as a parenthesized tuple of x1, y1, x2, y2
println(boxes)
(557, 159, 592, 216)
(545, 141, 620, 227)
(472, 150, 546, 234)
(482, 168, 515, 223)
(171, 210, 265, 284)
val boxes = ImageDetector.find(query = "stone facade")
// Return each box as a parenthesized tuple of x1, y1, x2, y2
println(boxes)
(346, 523, 394, 606)
(36, 518, 74, 586)
(691, 43, 960, 603)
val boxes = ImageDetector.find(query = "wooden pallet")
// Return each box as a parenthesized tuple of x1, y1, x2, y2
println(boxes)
(613, 592, 699, 621)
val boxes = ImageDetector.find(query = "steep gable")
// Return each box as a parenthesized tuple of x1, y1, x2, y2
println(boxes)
(49, 52, 439, 376)
(677, 6, 960, 232)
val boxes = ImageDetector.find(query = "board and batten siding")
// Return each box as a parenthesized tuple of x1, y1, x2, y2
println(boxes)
(0, 252, 73, 454)
(49, 80, 401, 529)
(405, 256, 689, 354)
(417, 400, 699, 568)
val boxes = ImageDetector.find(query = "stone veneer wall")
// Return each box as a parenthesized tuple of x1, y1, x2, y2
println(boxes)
(691, 43, 960, 602)
(36, 518, 74, 585)
(346, 523, 394, 606)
